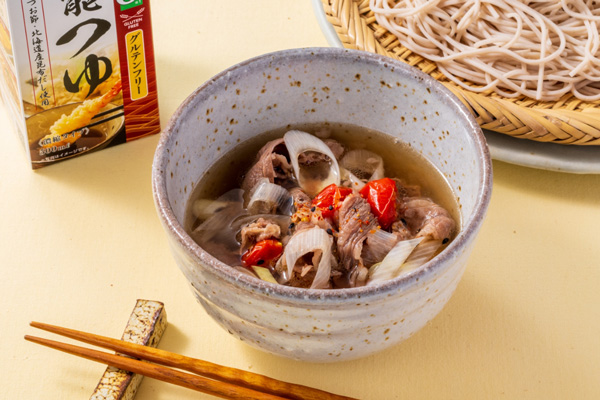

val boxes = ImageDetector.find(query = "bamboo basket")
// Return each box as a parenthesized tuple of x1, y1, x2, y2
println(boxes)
(321, 0, 600, 145)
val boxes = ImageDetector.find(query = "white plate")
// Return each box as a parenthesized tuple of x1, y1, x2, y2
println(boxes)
(311, 0, 600, 174)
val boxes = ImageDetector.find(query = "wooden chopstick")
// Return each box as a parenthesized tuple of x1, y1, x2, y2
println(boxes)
(25, 334, 284, 400)
(27, 322, 358, 400)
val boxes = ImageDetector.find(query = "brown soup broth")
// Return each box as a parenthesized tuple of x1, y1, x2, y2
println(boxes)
(185, 123, 460, 236)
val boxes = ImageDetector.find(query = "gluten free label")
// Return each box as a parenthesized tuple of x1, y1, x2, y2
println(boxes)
(125, 29, 148, 101)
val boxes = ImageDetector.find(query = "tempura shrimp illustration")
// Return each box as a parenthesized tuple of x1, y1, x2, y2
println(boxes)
(40, 80, 122, 149)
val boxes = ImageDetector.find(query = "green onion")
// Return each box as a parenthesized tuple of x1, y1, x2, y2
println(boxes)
(251, 266, 279, 284)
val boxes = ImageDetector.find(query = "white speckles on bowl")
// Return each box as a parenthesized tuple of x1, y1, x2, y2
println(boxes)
(152, 48, 492, 362)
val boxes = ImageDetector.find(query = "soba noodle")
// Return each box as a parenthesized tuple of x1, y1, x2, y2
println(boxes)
(370, 0, 600, 101)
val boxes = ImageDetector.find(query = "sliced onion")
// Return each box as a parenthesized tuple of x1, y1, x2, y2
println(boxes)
(283, 130, 340, 197)
(247, 178, 293, 215)
(274, 256, 289, 283)
(340, 149, 385, 182)
(251, 266, 279, 284)
(282, 227, 334, 289)
(367, 237, 423, 285)
(340, 167, 366, 190)
(395, 239, 443, 278)
(192, 199, 232, 220)
(191, 189, 248, 251)
(362, 228, 398, 266)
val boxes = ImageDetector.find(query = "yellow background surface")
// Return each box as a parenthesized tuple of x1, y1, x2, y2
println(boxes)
(1, 1, 599, 399)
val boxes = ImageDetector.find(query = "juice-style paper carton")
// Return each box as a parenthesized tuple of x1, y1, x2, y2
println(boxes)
(0, 0, 160, 169)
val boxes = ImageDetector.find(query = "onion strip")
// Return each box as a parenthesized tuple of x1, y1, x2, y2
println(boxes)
(340, 149, 385, 182)
(367, 237, 423, 285)
(192, 189, 247, 242)
(362, 228, 398, 266)
(282, 227, 334, 289)
(283, 130, 341, 197)
(396, 239, 443, 278)
(247, 178, 293, 216)
(192, 199, 232, 221)
(191, 189, 249, 264)
(340, 167, 366, 190)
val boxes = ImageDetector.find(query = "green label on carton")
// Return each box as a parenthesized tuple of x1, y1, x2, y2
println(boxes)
(117, 0, 143, 11)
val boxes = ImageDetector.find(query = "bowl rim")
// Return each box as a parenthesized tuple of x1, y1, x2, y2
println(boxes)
(152, 47, 493, 302)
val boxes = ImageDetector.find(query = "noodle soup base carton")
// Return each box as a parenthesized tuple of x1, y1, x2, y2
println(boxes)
(0, 0, 160, 169)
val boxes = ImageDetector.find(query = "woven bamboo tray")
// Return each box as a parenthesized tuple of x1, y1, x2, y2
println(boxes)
(321, 0, 600, 145)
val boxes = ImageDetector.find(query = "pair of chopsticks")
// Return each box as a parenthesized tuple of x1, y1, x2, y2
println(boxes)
(25, 322, 358, 400)
(89, 104, 125, 128)
(79, 105, 125, 133)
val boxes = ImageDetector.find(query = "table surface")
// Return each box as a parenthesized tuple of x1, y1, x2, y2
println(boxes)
(2, 1, 600, 399)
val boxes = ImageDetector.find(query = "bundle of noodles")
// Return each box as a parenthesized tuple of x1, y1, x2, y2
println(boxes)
(370, 0, 600, 101)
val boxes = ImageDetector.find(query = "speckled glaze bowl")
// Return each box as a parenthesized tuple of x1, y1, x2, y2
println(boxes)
(152, 48, 492, 362)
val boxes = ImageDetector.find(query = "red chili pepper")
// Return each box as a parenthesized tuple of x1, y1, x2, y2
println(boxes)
(312, 184, 353, 219)
(359, 178, 397, 229)
(241, 239, 283, 268)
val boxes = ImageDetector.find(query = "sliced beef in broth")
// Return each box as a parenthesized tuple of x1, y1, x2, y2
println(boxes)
(391, 218, 412, 241)
(336, 193, 378, 287)
(324, 139, 345, 160)
(401, 197, 456, 241)
(289, 187, 311, 208)
(241, 139, 294, 193)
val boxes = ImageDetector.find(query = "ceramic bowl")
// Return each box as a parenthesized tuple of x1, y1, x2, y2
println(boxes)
(152, 48, 492, 362)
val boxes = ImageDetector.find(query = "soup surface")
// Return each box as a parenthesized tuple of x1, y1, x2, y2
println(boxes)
(185, 123, 460, 289)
